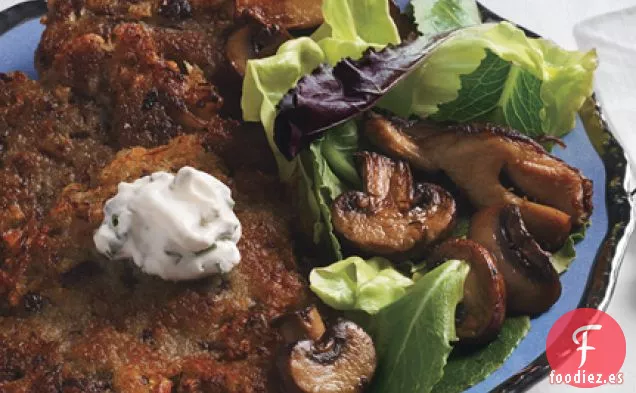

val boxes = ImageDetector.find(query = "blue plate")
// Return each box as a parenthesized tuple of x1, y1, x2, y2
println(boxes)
(0, 2, 634, 392)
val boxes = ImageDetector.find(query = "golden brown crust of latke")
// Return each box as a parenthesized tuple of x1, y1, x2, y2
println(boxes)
(36, 0, 243, 148)
(0, 134, 308, 392)
(0, 72, 114, 234)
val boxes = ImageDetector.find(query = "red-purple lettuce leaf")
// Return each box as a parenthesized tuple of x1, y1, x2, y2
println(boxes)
(273, 31, 458, 160)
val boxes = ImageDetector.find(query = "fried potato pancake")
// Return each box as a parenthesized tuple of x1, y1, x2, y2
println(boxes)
(0, 133, 308, 392)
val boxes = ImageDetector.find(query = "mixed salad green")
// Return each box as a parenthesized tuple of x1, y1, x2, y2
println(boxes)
(241, 0, 596, 391)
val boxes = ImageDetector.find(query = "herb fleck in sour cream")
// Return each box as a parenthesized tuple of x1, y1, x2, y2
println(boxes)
(94, 167, 241, 280)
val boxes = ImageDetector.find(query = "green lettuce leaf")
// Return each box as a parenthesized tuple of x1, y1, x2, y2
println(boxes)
(310, 256, 414, 314)
(301, 123, 361, 259)
(295, 158, 325, 248)
(551, 222, 589, 274)
(433, 316, 531, 393)
(298, 152, 340, 257)
(433, 48, 546, 137)
(318, 0, 400, 64)
(411, 259, 464, 281)
(369, 260, 469, 393)
(411, 0, 480, 36)
(321, 121, 361, 188)
(380, 22, 597, 137)
(242, 38, 325, 180)
(495, 66, 544, 136)
(433, 49, 510, 122)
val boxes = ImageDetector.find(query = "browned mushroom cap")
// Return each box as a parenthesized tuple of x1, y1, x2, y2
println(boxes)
(226, 23, 291, 76)
(469, 204, 562, 315)
(428, 239, 506, 344)
(364, 113, 592, 251)
(236, 0, 324, 30)
(278, 319, 377, 393)
(332, 151, 456, 258)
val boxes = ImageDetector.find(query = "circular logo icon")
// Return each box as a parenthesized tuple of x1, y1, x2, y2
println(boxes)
(546, 308, 626, 388)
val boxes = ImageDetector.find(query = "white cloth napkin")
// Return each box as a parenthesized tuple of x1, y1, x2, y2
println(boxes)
(575, 8, 636, 169)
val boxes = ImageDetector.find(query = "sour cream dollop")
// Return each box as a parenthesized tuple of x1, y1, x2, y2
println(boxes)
(93, 166, 241, 280)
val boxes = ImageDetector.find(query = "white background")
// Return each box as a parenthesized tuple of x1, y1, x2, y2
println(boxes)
(1, 0, 634, 391)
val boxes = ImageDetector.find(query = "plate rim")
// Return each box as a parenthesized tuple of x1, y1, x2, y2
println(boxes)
(0, 2, 634, 392)
(0, 0, 45, 36)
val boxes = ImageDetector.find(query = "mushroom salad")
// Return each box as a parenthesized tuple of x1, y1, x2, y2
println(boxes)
(240, 0, 597, 392)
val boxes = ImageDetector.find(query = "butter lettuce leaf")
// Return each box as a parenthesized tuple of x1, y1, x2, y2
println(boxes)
(369, 260, 469, 393)
(433, 316, 531, 393)
(318, 0, 400, 64)
(380, 22, 597, 137)
(310, 256, 414, 314)
(411, 0, 480, 36)
(433, 49, 510, 122)
(496, 66, 544, 136)
(242, 38, 325, 180)
(433, 49, 545, 136)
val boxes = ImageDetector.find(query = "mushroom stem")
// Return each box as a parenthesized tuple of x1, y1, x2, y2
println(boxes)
(279, 305, 327, 345)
